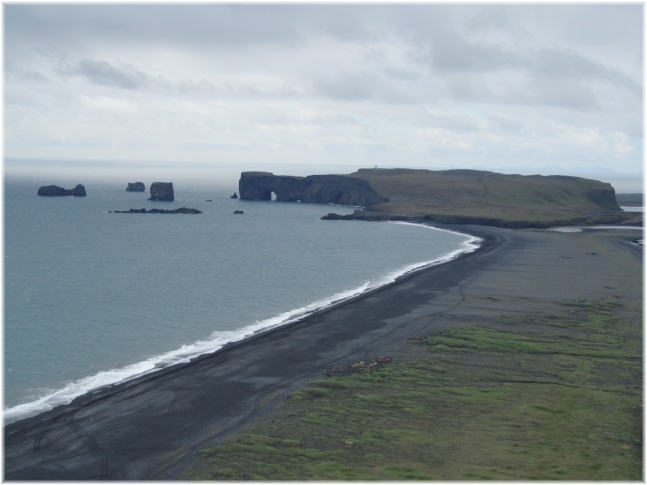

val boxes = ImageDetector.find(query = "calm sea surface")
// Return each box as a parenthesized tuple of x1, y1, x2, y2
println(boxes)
(4, 175, 478, 424)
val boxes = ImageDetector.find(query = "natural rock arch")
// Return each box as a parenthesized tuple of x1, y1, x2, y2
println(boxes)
(238, 172, 388, 206)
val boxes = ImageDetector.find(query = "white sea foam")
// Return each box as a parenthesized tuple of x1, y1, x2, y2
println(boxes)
(4, 224, 481, 426)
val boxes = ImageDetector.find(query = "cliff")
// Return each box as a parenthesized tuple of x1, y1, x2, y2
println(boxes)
(240, 168, 630, 228)
(330, 168, 629, 227)
(238, 172, 388, 206)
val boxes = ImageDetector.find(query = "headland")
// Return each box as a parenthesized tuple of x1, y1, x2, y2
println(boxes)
(240, 168, 632, 228)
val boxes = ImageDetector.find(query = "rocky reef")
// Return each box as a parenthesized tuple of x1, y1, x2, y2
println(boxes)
(110, 207, 201, 214)
(148, 182, 174, 201)
(37, 184, 86, 197)
(126, 182, 145, 192)
(238, 172, 388, 206)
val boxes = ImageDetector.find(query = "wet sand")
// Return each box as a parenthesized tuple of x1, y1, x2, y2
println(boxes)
(4, 225, 642, 480)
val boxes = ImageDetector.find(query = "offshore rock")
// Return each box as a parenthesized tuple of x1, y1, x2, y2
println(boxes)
(238, 172, 388, 206)
(126, 182, 145, 192)
(110, 207, 201, 214)
(231, 192, 238, 199)
(38, 184, 86, 197)
(148, 182, 174, 201)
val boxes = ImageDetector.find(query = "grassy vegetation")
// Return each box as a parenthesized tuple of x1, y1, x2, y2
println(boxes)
(185, 300, 642, 480)
(346, 168, 630, 227)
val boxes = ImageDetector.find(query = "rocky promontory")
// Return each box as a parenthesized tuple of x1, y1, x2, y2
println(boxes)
(37, 184, 86, 197)
(239, 168, 631, 228)
(110, 207, 201, 214)
(322, 168, 630, 228)
(126, 182, 145, 192)
(148, 182, 174, 201)
(238, 172, 388, 206)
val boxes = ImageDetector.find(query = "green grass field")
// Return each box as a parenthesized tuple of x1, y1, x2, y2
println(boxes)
(347, 168, 630, 227)
(185, 299, 642, 480)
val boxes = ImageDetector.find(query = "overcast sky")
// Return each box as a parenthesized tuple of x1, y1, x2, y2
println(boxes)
(3, 3, 644, 191)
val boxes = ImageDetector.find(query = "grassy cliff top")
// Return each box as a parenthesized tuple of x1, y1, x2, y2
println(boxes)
(345, 168, 630, 227)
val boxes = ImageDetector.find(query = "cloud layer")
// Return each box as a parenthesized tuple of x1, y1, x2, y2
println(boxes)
(4, 4, 643, 189)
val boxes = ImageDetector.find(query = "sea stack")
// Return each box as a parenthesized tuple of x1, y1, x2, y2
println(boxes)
(126, 182, 145, 192)
(148, 182, 174, 201)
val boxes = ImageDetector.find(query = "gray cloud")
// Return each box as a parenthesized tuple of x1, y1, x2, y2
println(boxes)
(58, 59, 155, 90)
(6, 69, 49, 83)
(310, 69, 420, 104)
(422, 110, 481, 133)
(488, 114, 523, 132)
(428, 30, 520, 73)
(3, 4, 642, 188)
(528, 47, 641, 94)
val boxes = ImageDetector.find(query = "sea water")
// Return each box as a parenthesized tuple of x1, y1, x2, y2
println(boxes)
(4, 174, 479, 424)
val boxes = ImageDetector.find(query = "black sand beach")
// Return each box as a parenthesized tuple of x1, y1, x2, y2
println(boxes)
(3, 225, 642, 480)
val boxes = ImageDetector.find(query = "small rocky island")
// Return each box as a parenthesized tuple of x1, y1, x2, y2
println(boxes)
(110, 208, 202, 214)
(126, 182, 145, 192)
(37, 184, 86, 197)
(148, 182, 174, 201)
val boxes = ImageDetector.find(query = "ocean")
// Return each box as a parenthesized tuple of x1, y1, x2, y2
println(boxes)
(4, 172, 479, 425)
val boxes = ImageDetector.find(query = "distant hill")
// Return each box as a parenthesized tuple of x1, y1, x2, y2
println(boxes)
(328, 168, 631, 228)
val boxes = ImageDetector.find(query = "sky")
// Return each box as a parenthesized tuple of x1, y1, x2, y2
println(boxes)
(3, 3, 644, 191)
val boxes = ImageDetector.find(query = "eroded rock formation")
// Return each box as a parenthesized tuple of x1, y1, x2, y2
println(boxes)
(126, 182, 145, 192)
(148, 182, 174, 201)
(38, 184, 86, 197)
(238, 172, 388, 206)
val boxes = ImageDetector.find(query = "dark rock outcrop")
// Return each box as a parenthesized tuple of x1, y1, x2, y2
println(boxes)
(38, 184, 86, 197)
(233, 210, 244, 214)
(148, 182, 174, 201)
(238, 172, 388, 206)
(231, 192, 238, 199)
(110, 207, 201, 214)
(126, 182, 145, 192)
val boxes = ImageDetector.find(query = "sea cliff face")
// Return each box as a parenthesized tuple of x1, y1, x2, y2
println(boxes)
(238, 172, 389, 207)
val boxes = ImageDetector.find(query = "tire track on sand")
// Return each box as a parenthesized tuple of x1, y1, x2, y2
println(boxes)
(65, 414, 109, 479)
(142, 383, 296, 480)
(27, 416, 70, 475)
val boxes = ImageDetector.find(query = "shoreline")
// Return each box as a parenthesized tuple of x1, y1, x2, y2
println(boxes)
(3, 223, 479, 425)
(4, 225, 642, 480)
